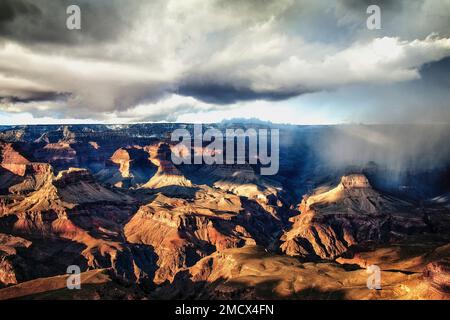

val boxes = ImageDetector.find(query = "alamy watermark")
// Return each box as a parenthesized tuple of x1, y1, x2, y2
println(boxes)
(367, 5, 382, 30)
(171, 124, 279, 176)
(66, 5, 81, 30)
(366, 264, 382, 290)
(66, 265, 81, 290)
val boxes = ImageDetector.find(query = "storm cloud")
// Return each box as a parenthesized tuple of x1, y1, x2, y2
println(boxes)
(0, 0, 449, 123)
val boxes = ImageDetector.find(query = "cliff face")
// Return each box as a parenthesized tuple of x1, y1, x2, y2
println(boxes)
(124, 191, 255, 284)
(0, 143, 30, 176)
(423, 258, 450, 296)
(111, 148, 132, 178)
(0, 153, 54, 196)
(142, 143, 192, 189)
(105, 147, 156, 187)
(281, 174, 428, 260)
(0, 166, 156, 286)
(53, 168, 134, 204)
(0, 234, 32, 287)
(34, 142, 79, 169)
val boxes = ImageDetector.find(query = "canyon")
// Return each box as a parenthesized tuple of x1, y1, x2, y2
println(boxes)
(0, 123, 449, 300)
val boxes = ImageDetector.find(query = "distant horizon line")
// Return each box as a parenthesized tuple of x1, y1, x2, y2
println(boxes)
(2, 121, 450, 127)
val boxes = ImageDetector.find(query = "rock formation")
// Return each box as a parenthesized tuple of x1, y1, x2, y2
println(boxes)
(0, 234, 31, 287)
(281, 174, 427, 259)
(8, 163, 54, 195)
(124, 190, 256, 284)
(141, 143, 192, 189)
(0, 142, 30, 176)
(101, 147, 156, 188)
(1, 166, 155, 286)
(423, 258, 450, 296)
(34, 142, 79, 169)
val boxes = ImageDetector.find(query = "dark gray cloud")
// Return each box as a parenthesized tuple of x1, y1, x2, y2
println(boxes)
(420, 56, 450, 86)
(177, 83, 304, 105)
(0, 92, 68, 104)
(0, 0, 137, 46)
(0, 0, 41, 24)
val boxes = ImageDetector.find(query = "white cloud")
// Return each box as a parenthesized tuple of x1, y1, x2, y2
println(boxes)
(201, 34, 450, 92)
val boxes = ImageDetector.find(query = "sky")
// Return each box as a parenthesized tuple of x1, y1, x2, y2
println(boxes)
(0, 0, 449, 125)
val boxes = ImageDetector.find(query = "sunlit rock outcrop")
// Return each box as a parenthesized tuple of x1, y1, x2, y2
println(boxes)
(281, 174, 427, 259)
